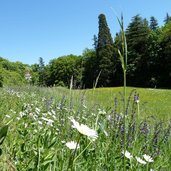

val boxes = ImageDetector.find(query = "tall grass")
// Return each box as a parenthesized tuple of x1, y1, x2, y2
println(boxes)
(0, 15, 171, 171)
(117, 14, 128, 171)
(0, 85, 170, 170)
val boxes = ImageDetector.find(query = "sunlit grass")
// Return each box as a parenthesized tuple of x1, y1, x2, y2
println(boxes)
(0, 86, 170, 170)
(75, 87, 171, 121)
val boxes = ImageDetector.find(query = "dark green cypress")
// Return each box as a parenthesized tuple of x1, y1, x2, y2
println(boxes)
(96, 14, 114, 87)
(164, 13, 171, 25)
(150, 16, 158, 31)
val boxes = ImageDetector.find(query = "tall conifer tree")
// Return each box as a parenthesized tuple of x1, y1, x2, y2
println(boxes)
(38, 57, 45, 86)
(164, 13, 171, 25)
(126, 15, 150, 86)
(150, 16, 158, 31)
(96, 14, 114, 87)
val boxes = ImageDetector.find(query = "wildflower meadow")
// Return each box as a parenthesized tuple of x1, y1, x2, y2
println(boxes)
(0, 85, 171, 171)
(0, 15, 171, 171)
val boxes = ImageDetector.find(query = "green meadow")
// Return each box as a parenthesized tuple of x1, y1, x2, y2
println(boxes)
(0, 86, 171, 170)
(40, 86, 171, 121)
(1, 1, 171, 170)
(83, 87, 171, 121)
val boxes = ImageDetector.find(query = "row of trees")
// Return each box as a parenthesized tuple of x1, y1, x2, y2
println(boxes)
(1, 13, 171, 88)
(124, 14, 171, 88)
(42, 13, 171, 88)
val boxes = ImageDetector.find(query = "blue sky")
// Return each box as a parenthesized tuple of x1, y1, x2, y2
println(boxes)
(0, 0, 171, 65)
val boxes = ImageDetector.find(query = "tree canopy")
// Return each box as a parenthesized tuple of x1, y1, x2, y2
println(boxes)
(1, 13, 171, 89)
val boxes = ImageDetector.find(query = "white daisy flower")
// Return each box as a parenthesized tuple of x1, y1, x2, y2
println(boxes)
(38, 121, 43, 125)
(35, 107, 40, 113)
(69, 117, 98, 140)
(122, 150, 133, 159)
(66, 141, 80, 150)
(52, 115, 56, 119)
(41, 117, 54, 126)
(78, 124, 98, 140)
(48, 111, 52, 116)
(143, 154, 154, 163)
(41, 117, 54, 123)
(98, 109, 106, 115)
(107, 115, 112, 121)
(16, 117, 20, 120)
(136, 157, 147, 165)
(5, 115, 11, 118)
(51, 110, 56, 115)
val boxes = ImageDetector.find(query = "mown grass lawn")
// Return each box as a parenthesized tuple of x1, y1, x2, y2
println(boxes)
(57, 86, 171, 122)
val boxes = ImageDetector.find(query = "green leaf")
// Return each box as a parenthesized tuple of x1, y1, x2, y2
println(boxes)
(42, 159, 54, 166)
(0, 125, 9, 145)
(118, 49, 125, 70)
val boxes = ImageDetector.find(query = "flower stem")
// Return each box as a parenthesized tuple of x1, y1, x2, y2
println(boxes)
(66, 135, 81, 171)
(73, 141, 92, 163)
(123, 69, 127, 171)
